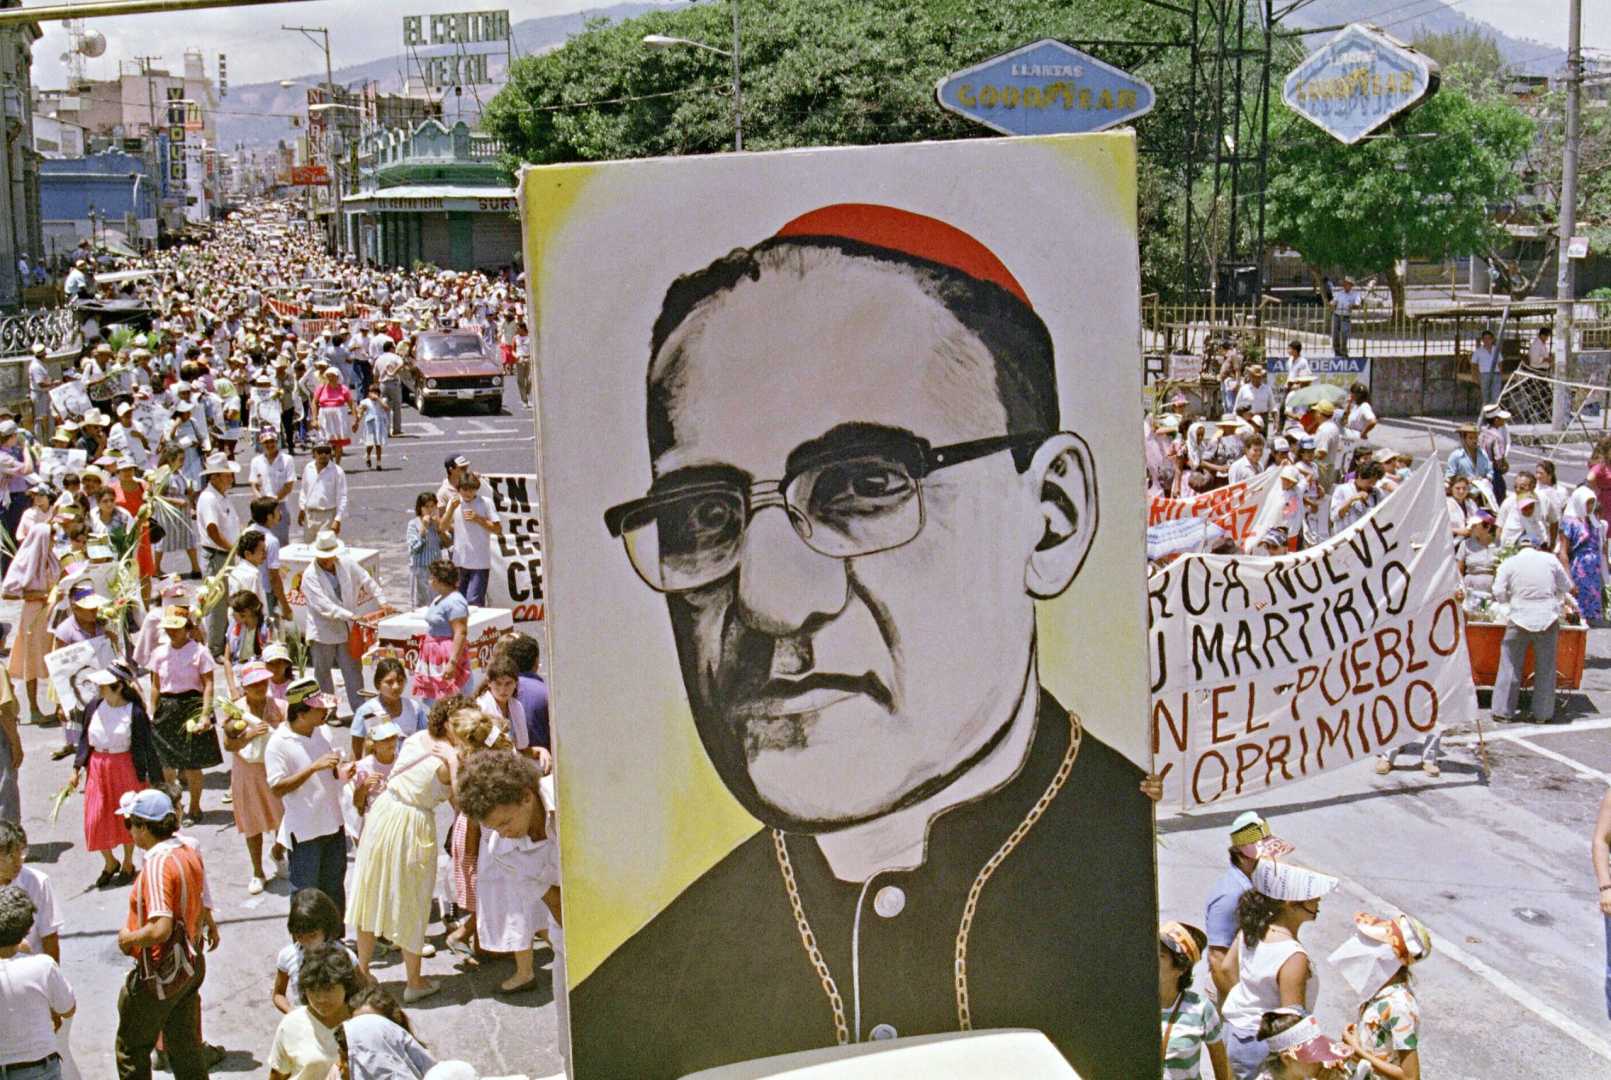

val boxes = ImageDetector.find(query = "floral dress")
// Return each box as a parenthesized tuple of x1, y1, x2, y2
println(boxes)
(1350, 982, 1419, 1079)
(1560, 515, 1605, 621)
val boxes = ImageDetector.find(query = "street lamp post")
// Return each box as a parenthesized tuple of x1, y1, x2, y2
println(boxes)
(642, 0, 743, 152)
(282, 24, 340, 251)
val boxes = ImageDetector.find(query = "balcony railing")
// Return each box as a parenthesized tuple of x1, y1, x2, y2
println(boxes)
(0, 308, 79, 358)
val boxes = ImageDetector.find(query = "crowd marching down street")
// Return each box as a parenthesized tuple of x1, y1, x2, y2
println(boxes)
(0, 200, 1605, 1080)
(0, 205, 555, 1080)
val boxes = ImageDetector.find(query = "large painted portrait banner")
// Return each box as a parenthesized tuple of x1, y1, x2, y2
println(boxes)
(520, 134, 1156, 1079)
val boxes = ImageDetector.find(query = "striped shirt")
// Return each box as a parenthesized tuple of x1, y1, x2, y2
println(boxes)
(1162, 988, 1223, 1080)
(126, 836, 212, 969)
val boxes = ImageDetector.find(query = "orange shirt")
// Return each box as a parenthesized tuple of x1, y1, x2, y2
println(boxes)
(126, 836, 210, 966)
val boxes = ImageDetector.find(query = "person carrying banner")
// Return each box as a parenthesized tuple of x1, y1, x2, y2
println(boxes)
(1220, 860, 1338, 1078)
(1492, 535, 1578, 724)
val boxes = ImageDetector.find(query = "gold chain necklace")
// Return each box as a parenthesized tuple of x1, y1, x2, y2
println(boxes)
(771, 710, 1083, 1044)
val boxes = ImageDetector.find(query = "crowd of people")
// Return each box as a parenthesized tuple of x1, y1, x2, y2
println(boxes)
(0, 205, 555, 1080)
(1158, 813, 1433, 1080)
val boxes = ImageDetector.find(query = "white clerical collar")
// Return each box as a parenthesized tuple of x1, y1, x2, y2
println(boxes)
(814, 671, 1042, 884)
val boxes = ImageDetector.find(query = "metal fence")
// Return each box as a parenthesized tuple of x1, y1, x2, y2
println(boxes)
(0, 307, 79, 358)
(1143, 297, 1611, 365)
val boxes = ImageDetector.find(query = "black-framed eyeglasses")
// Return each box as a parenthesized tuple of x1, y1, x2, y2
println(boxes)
(603, 430, 1048, 594)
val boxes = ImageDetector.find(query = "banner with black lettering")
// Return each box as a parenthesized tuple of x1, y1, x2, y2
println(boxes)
(1149, 461, 1476, 808)
(1149, 468, 1279, 545)
(482, 473, 544, 626)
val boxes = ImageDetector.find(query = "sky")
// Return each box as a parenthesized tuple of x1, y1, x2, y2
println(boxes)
(32, 0, 681, 89)
(27, 0, 1611, 91)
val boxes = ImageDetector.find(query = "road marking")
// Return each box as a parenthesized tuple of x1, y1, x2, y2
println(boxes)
(1336, 875, 1611, 1064)
(1443, 719, 1611, 785)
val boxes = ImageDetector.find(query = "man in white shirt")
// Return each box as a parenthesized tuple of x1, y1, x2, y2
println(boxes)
(0, 822, 59, 961)
(0, 882, 76, 1077)
(108, 403, 151, 469)
(298, 442, 348, 542)
(1527, 327, 1553, 373)
(446, 473, 501, 606)
(1330, 276, 1361, 356)
(266, 679, 351, 910)
(1492, 536, 1578, 723)
(374, 341, 406, 437)
(196, 453, 242, 656)
(227, 529, 271, 612)
(1310, 399, 1344, 490)
(1329, 460, 1384, 532)
(1234, 364, 1273, 431)
(300, 531, 383, 717)
(1472, 329, 1503, 405)
(1227, 433, 1265, 486)
(249, 429, 296, 546)
(62, 261, 88, 300)
(27, 343, 55, 442)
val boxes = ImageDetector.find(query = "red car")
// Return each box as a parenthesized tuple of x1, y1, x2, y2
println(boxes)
(403, 330, 505, 415)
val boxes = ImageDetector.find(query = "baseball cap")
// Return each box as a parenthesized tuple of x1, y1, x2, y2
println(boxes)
(115, 788, 174, 822)
(367, 720, 402, 742)
(444, 454, 469, 471)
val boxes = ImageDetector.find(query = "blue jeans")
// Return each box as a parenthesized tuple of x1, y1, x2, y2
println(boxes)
(287, 829, 346, 913)
(0, 1056, 60, 1080)
(1482, 369, 1503, 405)
(1332, 313, 1352, 356)
(1226, 1026, 1266, 1080)
(459, 567, 490, 607)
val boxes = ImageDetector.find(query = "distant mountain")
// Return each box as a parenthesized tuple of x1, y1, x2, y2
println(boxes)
(218, 3, 678, 150)
(1283, 0, 1563, 74)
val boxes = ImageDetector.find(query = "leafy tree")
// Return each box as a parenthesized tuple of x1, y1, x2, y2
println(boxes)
(482, 0, 1285, 298)
(1265, 86, 1533, 315)
(1412, 28, 1504, 83)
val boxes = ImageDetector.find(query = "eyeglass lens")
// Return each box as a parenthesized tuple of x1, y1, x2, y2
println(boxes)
(621, 451, 925, 592)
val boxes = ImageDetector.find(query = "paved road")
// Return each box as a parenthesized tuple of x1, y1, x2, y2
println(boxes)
(17, 398, 1611, 1077)
(9, 383, 560, 1079)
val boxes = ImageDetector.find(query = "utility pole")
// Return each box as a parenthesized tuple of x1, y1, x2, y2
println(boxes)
(729, 0, 743, 152)
(1552, 0, 1582, 430)
(137, 56, 162, 242)
(283, 24, 338, 252)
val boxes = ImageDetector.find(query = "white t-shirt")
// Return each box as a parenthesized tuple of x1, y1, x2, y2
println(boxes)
(251, 451, 297, 501)
(196, 485, 241, 553)
(265, 724, 345, 843)
(267, 1005, 339, 1080)
(452, 493, 496, 571)
(88, 700, 134, 754)
(1332, 287, 1361, 314)
(1345, 402, 1377, 437)
(11, 866, 61, 957)
(0, 953, 75, 1067)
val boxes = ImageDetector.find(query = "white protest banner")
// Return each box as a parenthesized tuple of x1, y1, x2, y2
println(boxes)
(482, 473, 543, 626)
(48, 380, 93, 419)
(1149, 461, 1476, 809)
(132, 398, 170, 441)
(1147, 516, 1227, 563)
(37, 448, 86, 484)
(1167, 352, 1203, 382)
(1149, 468, 1279, 545)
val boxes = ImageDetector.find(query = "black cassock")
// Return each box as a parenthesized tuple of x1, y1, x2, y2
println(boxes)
(570, 690, 1158, 1079)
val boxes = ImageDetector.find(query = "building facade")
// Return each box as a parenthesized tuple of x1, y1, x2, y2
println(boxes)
(341, 119, 518, 273)
(38, 151, 158, 260)
(0, 2, 42, 308)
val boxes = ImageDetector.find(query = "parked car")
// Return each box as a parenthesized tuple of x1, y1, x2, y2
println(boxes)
(403, 330, 504, 415)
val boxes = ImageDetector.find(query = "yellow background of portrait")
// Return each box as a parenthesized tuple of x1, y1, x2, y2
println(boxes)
(518, 134, 1150, 987)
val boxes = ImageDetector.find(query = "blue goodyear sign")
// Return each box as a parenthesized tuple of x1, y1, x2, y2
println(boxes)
(936, 38, 1155, 136)
(1282, 24, 1439, 145)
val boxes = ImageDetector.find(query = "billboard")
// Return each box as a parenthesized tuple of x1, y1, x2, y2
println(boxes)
(936, 38, 1155, 136)
(521, 134, 1157, 1077)
(1282, 23, 1439, 144)
(289, 164, 329, 186)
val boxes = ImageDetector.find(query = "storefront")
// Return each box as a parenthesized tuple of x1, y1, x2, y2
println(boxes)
(342, 119, 520, 273)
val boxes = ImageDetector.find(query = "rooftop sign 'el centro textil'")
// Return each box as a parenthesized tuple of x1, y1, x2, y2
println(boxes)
(1283, 23, 1439, 145)
(936, 38, 1155, 136)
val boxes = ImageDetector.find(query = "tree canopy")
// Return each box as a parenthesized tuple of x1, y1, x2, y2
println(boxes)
(1265, 86, 1533, 313)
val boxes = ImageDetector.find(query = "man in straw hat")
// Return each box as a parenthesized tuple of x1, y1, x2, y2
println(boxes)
(299, 530, 383, 718)
(1331, 275, 1362, 357)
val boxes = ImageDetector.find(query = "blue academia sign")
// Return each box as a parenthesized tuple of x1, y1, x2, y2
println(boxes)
(1282, 23, 1439, 145)
(936, 38, 1155, 136)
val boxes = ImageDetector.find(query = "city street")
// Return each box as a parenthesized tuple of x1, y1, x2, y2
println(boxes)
(6, 387, 563, 1079)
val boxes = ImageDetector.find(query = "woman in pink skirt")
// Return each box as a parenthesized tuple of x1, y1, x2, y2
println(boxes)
(412, 560, 469, 703)
(68, 663, 162, 888)
(221, 662, 286, 895)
